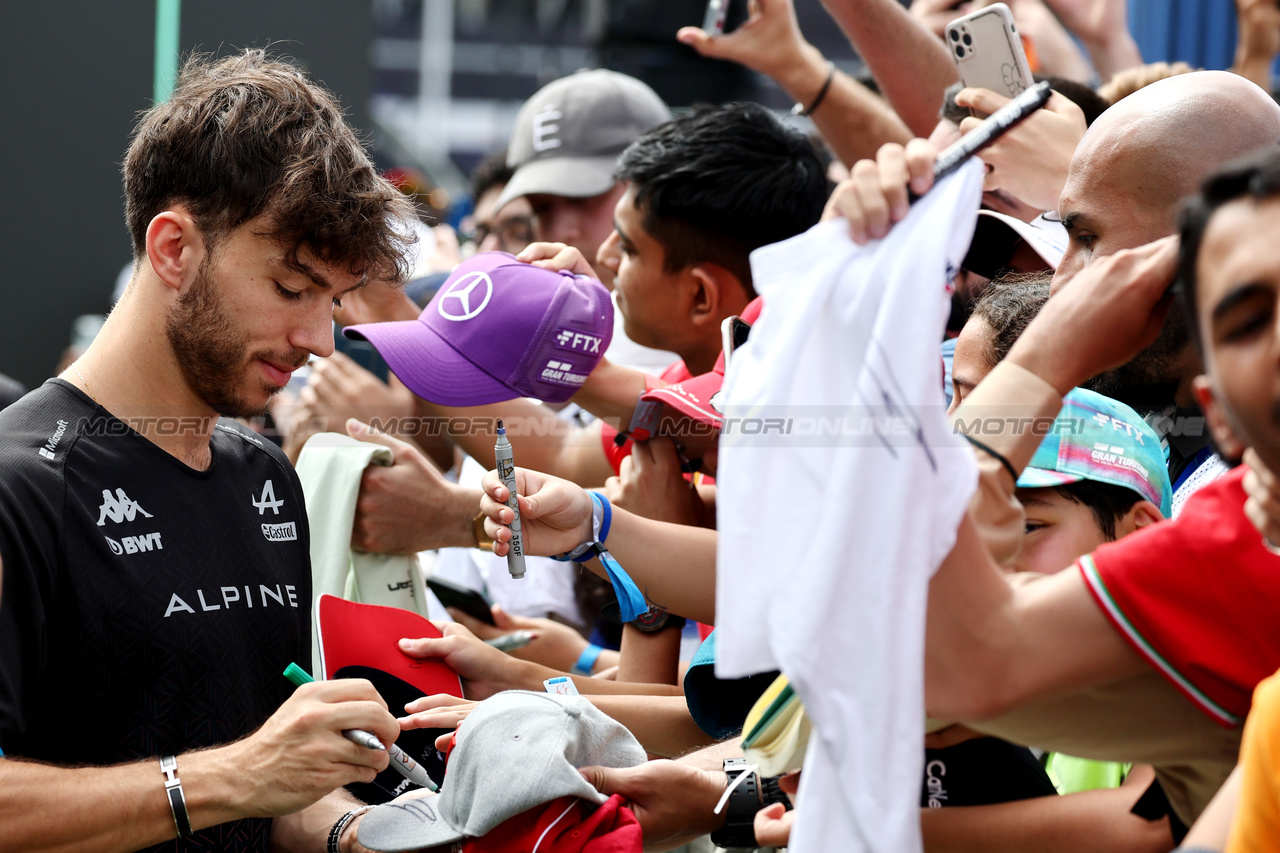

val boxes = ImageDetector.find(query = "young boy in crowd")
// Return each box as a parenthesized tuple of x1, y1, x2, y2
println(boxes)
(924, 386, 1177, 852)
(333, 101, 829, 558)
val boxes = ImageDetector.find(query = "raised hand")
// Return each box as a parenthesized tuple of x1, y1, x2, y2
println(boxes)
(956, 87, 1087, 211)
(822, 139, 939, 243)
(605, 436, 705, 526)
(515, 241, 601, 279)
(1009, 235, 1179, 395)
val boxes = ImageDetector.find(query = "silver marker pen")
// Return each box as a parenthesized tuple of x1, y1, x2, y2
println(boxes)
(343, 729, 386, 751)
(495, 419, 526, 579)
(485, 630, 537, 652)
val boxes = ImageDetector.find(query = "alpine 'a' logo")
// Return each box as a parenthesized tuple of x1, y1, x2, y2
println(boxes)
(253, 480, 285, 515)
(437, 272, 494, 321)
(97, 488, 153, 526)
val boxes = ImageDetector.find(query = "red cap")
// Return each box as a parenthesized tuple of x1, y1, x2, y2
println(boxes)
(638, 355, 727, 428)
(460, 795, 641, 853)
(316, 595, 463, 698)
(637, 296, 762, 429)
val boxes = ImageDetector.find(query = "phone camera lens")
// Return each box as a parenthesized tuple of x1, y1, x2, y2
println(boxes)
(955, 45, 966, 58)
(949, 28, 960, 41)
(962, 33, 972, 46)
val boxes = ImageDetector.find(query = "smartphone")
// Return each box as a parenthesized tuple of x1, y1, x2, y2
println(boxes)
(720, 315, 751, 370)
(945, 4, 1034, 106)
(426, 577, 496, 626)
(701, 0, 748, 35)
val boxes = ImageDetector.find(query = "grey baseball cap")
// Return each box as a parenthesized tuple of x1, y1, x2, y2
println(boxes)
(493, 69, 671, 211)
(356, 690, 648, 852)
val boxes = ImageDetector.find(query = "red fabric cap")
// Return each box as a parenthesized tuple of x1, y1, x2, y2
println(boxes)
(638, 360, 726, 429)
(1079, 467, 1280, 726)
(599, 299, 761, 468)
(632, 298, 761, 431)
(460, 795, 641, 853)
(316, 595, 463, 698)
(600, 360, 693, 474)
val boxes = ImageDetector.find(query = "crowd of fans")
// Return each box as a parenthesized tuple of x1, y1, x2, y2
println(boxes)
(7, 0, 1280, 851)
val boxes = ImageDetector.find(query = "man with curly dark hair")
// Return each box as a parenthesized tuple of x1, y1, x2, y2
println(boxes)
(0, 50, 416, 852)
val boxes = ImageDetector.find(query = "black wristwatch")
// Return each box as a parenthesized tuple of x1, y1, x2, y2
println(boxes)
(709, 758, 762, 849)
(628, 606, 686, 634)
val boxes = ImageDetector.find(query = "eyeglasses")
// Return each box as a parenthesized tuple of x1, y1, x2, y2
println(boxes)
(465, 215, 535, 254)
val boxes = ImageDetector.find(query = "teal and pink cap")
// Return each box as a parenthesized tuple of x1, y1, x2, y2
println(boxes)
(344, 252, 614, 406)
(1017, 388, 1173, 517)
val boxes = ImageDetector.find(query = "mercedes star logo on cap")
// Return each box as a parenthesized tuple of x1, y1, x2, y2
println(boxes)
(437, 271, 494, 322)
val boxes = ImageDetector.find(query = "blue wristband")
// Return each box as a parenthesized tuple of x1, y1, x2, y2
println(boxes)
(553, 492, 612, 564)
(548, 492, 646, 622)
(597, 548, 648, 623)
(595, 492, 612, 544)
(573, 643, 604, 676)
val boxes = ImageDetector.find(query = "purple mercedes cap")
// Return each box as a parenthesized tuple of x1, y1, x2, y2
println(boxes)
(344, 252, 614, 406)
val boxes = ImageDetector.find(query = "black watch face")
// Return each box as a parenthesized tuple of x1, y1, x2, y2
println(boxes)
(630, 606, 670, 633)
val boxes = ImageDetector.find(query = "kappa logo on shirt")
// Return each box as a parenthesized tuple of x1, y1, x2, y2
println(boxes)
(96, 488, 153, 526)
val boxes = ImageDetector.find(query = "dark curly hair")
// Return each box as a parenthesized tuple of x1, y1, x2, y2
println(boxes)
(124, 49, 416, 283)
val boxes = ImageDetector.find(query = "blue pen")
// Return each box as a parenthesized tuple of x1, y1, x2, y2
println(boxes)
(283, 662, 438, 792)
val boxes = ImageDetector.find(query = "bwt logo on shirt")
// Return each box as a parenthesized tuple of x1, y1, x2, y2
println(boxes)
(554, 328, 603, 354)
(105, 532, 164, 555)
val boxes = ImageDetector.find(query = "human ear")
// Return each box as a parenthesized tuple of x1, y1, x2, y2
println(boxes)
(686, 265, 719, 323)
(144, 207, 202, 292)
(1193, 374, 1247, 463)
(1115, 500, 1164, 538)
(687, 263, 748, 326)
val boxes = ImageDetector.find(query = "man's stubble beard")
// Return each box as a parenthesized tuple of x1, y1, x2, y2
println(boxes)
(1083, 302, 1192, 415)
(164, 257, 307, 419)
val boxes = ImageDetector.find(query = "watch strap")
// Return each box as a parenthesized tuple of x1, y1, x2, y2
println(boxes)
(710, 758, 761, 849)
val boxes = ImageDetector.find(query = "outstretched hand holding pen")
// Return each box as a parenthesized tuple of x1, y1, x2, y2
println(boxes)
(479, 467, 719, 626)
(479, 467, 595, 559)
